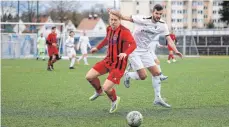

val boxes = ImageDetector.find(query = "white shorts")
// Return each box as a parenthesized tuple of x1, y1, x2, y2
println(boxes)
(80, 48, 88, 54)
(128, 51, 156, 71)
(66, 47, 76, 58)
(150, 51, 158, 60)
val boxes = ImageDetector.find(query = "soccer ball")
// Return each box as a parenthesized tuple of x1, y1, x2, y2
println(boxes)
(126, 111, 143, 127)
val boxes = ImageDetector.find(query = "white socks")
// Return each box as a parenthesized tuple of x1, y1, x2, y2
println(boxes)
(157, 65, 165, 77)
(152, 76, 161, 99)
(83, 57, 88, 65)
(78, 56, 83, 62)
(70, 57, 76, 67)
(157, 65, 162, 73)
(78, 56, 89, 65)
(127, 72, 140, 80)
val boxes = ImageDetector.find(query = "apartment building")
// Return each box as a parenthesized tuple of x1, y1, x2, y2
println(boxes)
(120, 0, 227, 31)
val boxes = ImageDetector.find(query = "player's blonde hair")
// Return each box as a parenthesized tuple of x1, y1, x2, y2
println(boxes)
(109, 13, 121, 20)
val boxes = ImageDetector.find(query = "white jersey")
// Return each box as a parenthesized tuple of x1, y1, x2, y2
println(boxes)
(77, 36, 91, 50)
(132, 15, 169, 51)
(65, 36, 75, 48)
(149, 41, 160, 54)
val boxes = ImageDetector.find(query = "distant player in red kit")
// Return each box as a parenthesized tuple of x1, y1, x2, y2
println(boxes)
(46, 26, 61, 71)
(85, 13, 136, 113)
(167, 31, 177, 63)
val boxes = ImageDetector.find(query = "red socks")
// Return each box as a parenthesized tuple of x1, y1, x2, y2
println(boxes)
(168, 54, 175, 60)
(105, 88, 117, 102)
(89, 78, 102, 94)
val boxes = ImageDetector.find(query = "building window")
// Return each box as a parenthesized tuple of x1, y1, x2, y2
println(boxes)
(204, 6, 208, 9)
(149, 1, 152, 4)
(204, 15, 208, 18)
(192, 9, 197, 13)
(183, 10, 187, 14)
(136, 1, 139, 5)
(192, 18, 197, 22)
(177, 10, 182, 14)
(198, 19, 202, 22)
(183, 18, 187, 22)
(136, 10, 139, 14)
(198, 1, 203, 6)
(172, 1, 176, 5)
(177, 19, 182, 22)
(192, 1, 197, 6)
(198, 10, 203, 14)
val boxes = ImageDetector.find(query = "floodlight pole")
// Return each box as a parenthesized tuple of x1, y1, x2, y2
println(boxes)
(114, 0, 116, 9)
(18, 0, 20, 33)
(37, 0, 39, 23)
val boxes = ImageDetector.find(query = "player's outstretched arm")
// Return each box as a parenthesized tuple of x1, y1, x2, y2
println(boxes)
(166, 36, 183, 58)
(156, 43, 166, 48)
(90, 47, 98, 54)
(108, 8, 133, 22)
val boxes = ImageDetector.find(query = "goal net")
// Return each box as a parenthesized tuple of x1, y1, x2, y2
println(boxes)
(156, 31, 200, 57)
(1, 33, 37, 58)
(1, 22, 65, 59)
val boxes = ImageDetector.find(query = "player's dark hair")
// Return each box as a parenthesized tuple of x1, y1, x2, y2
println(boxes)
(152, 4, 163, 12)
(51, 26, 56, 30)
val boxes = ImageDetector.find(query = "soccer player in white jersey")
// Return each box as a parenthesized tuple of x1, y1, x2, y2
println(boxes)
(36, 33, 46, 60)
(65, 31, 76, 69)
(109, 4, 182, 108)
(77, 31, 91, 65)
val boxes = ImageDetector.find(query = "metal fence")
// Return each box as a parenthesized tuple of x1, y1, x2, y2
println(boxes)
(1, 29, 229, 59)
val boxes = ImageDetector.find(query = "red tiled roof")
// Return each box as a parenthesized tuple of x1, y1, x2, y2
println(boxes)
(77, 18, 100, 30)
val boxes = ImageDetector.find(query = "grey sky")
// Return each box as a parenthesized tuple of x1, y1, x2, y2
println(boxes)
(40, 0, 119, 12)
(1, 0, 119, 16)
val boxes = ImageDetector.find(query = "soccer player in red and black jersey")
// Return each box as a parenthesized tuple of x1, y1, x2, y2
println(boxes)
(85, 14, 136, 113)
(46, 27, 61, 71)
(167, 31, 177, 63)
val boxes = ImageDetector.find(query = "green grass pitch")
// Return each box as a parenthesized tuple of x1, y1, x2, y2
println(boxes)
(2, 57, 229, 127)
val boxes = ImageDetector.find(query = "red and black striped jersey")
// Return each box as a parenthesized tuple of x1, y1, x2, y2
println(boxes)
(96, 25, 136, 70)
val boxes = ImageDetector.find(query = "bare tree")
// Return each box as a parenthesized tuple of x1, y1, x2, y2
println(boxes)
(48, 1, 81, 23)
(20, 1, 37, 22)
(1, 1, 17, 22)
(71, 11, 83, 27)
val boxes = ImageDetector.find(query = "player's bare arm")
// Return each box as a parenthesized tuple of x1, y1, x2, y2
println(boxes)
(52, 43, 57, 47)
(108, 8, 133, 22)
(157, 43, 166, 48)
(90, 47, 98, 54)
(166, 36, 183, 58)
